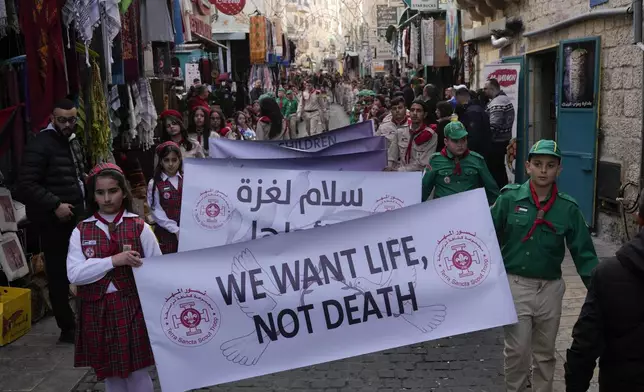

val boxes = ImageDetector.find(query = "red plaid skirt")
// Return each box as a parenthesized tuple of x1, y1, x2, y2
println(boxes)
(155, 226, 178, 254)
(74, 291, 154, 380)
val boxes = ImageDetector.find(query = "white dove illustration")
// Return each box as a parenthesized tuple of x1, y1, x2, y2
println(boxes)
(220, 248, 297, 366)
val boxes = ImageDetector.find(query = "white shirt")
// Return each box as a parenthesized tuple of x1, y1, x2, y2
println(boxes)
(67, 211, 162, 293)
(146, 173, 181, 234)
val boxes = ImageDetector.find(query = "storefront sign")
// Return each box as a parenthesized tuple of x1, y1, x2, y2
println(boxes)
(376, 5, 398, 28)
(190, 14, 211, 37)
(211, 0, 246, 15)
(135, 188, 517, 392)
(410, 0, 438, 11)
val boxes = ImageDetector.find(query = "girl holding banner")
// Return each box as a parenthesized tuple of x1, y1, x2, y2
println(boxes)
(67, 163, 161, 392)
(147, 141, 184, 254)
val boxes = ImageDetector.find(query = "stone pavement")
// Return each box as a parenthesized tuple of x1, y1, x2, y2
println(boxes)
(0, 237, 619, 392)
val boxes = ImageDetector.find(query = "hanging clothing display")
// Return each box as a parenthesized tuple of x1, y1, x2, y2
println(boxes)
(121, 0, 141, 82)
(402, 28, 409, 59)
(4, 0, 19, 34)
(20, 0, 67, 132)
(140, 0, 174, 43)
(249, 16, 267, 64)
(109, 85, 121, 140)
(410, 23, 419, 67)
(446, 0, 459, 59)
(90, 61, 111, 163)
(0, 0, 8, 38)
(421, 18, 434, 66)
(136, 78, 156, 150)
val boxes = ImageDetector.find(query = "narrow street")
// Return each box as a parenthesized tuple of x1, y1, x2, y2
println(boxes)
(0, 239, 616, 392)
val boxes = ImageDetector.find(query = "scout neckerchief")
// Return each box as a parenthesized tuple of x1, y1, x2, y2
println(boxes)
(93, 208, 126, 255)
(521, 181, 558, 242)
(405, 124, 434, 164)
(440, 147, 470, 175)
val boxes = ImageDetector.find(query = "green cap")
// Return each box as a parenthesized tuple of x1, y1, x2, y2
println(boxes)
(286, 90, 293, 94)
(444, 120, 468, 140)
(278, 87, 286, 92)
(529, 139, 561, 158)
(259, 93, 275, 101)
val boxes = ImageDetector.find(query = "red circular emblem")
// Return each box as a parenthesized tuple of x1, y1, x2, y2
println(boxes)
(211, 0, 246, 15)
(434, 230, 491, 289)
(193, 189, 232, 230)
(205, 203, 220, 218)
(84, 247, 95, 258)
(163, 192, 171, 200)
(161, 289, 221, 347)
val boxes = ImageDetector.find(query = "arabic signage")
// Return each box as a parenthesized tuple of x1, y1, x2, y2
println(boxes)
(135, 189, 518, 391)
(376, 5, 398, 29)
(190, 14, 211, 37)
(561, 40, 596, 109)
(177, 163, 421, 251)
(202, 150, 387, 171)
(482, 62, 521, 183)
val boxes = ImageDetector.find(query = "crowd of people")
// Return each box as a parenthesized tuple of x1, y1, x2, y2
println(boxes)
(12, 67, 644, 392)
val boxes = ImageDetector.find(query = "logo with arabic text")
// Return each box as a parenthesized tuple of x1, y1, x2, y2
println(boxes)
(161, 288, 221, 347)
(434, 230, 491, 289)
(372, 195, 405, 213)
(193, 189, 233, 230)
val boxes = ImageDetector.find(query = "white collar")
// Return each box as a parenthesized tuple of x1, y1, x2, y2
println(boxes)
(161, 172, 182, 181)
(83, 211, 139, 223)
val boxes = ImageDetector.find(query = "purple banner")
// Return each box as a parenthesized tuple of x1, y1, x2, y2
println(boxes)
(201, 150, 387, 171)
(209, 136, 386, 159)
(264, 121, 374, 151)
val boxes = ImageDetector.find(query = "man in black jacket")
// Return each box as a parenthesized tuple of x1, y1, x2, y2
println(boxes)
(400, 76, 415, 109)
(454, 87, 492, 159)
(17, 99, 87, 343)
(565, 190, 644, 391)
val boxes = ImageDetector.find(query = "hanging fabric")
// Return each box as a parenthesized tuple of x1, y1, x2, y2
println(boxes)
(20, 0, 67, 132)
(108, 85, 121, 141)
(249, 16, 267, 64)
(446, 0, 459, 59)
(136, 78, 156, 150)
(140, 0, 174, 43)
(90, 61, 111, 164)
(121, 0, 141, 82)
(5, 0, 19, 34)
(421, 18, 434, 66)
(410, 23, 419, 67)
(0, 0, 8, 38)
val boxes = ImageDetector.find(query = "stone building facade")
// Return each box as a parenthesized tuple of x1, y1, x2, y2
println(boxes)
(463, 0, 640, 242)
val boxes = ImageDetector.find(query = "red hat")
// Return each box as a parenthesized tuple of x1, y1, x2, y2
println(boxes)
(159, 109, 183, 120)
(217, 73, 229, 82)
(155, 141, 182, 155)
(86, 163, 124, 184)
(192, 105, 211, 114)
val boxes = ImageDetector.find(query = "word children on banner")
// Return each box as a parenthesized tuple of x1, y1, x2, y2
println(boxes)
(178, 161, 420, 251)
(134, 189, 518, 392)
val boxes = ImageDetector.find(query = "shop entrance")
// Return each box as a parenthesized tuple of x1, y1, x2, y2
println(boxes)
(527, 49, 558, 145)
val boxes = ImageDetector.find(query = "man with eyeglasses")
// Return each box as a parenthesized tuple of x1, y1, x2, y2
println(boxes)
(17, 98, 87, 344)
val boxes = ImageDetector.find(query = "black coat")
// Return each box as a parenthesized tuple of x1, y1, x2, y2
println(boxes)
(457, 102, 492, 159)
(401, 84, 415, 109)
(16, 128, 85, 224)
(565, 231, 644, 392)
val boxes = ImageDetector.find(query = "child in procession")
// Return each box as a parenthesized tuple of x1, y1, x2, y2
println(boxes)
(187, 106, 211, 153)
(422, 120, 499, 204)
(160, 110, 204, 159)
(490, 140, 599, 392)
(67, 163, 162, 392)
(147, 141, 183, 254)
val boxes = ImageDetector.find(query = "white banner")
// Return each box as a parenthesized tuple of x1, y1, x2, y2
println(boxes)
(135, 189, 518, 392)
(178, 161, 421, 251)
(482, 63, 521, 183)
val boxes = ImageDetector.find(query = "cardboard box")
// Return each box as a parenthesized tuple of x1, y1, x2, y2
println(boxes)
(0, 287, 31, 346)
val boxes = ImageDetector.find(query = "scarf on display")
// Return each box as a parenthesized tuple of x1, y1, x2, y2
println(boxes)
(93, 209, 126, 255)
(250, 16, 267, 64)
(0, 0, 7, 38)
(121, 0, 140, 82)
(439, 147, 470, 175)
(20, 0, 67, 132)
(405, 125, 434, 164)
(410, 23, 419, 66)
(521, 182, 558, 242)
(446, 0, 459, 59)
(421, 18, 434, 66)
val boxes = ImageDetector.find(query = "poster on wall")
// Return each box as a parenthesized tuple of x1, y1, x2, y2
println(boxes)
(185, 63, 201, 88)
(561, 41, 596, 109)
(482, 63, 521, 183)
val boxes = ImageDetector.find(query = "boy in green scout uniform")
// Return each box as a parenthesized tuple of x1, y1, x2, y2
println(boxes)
(421, 120, 499, 204)
(490, 140, 598, 392)
(276, 88, 289, 116)
(284, 90, 299, 138)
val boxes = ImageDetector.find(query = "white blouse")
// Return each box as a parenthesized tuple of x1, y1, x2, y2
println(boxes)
(66, 211, 162, 293)
(146, 173, 181, 234)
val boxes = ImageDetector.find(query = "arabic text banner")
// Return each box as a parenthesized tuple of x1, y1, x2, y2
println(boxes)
(209, 135, 386, 159)
(178, 161, 420, 251)
(203, 150, 387, 171)
(135, 189, 518, 392)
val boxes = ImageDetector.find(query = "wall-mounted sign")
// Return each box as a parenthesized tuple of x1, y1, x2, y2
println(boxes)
(410, 0, 438, 11)
(192, 0, 212, 16)
(211, 0, 246, 15)
(376, 5, 398, 29)
(190, 14, 211, 37)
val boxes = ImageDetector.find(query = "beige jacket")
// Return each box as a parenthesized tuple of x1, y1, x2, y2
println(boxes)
(256, 119, 289, 141)
(395, 124, 438, 172)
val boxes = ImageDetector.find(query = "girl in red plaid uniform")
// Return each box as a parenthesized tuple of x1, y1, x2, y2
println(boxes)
(147, 141, 183, 254)
(67, 163, 161, 392)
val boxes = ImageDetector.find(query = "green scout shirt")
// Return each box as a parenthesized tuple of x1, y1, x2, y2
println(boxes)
(490, 180, 598, 286)
(277, 97, 289, 116)
(284, 99, 298, 117)
(422, 150, 500, 205)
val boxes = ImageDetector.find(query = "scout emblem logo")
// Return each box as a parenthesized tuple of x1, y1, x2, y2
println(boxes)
(163, 192, 171, 200)
(84, 247, 95, 258)
(372, 195, 405, 213)
(444, 176, 451, 184)
(161, 288, 221, 347)
(193, 189, 233, 230)
(434, 230, 491, 289)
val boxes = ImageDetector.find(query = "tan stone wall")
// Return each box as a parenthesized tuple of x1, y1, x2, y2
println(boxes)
(473, 1, 642, 242)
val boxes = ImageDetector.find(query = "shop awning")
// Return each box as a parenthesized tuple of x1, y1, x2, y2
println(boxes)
(191, 32, 228, 50)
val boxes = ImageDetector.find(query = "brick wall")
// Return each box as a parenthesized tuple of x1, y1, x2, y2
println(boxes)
(474, 0, 641, 243)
